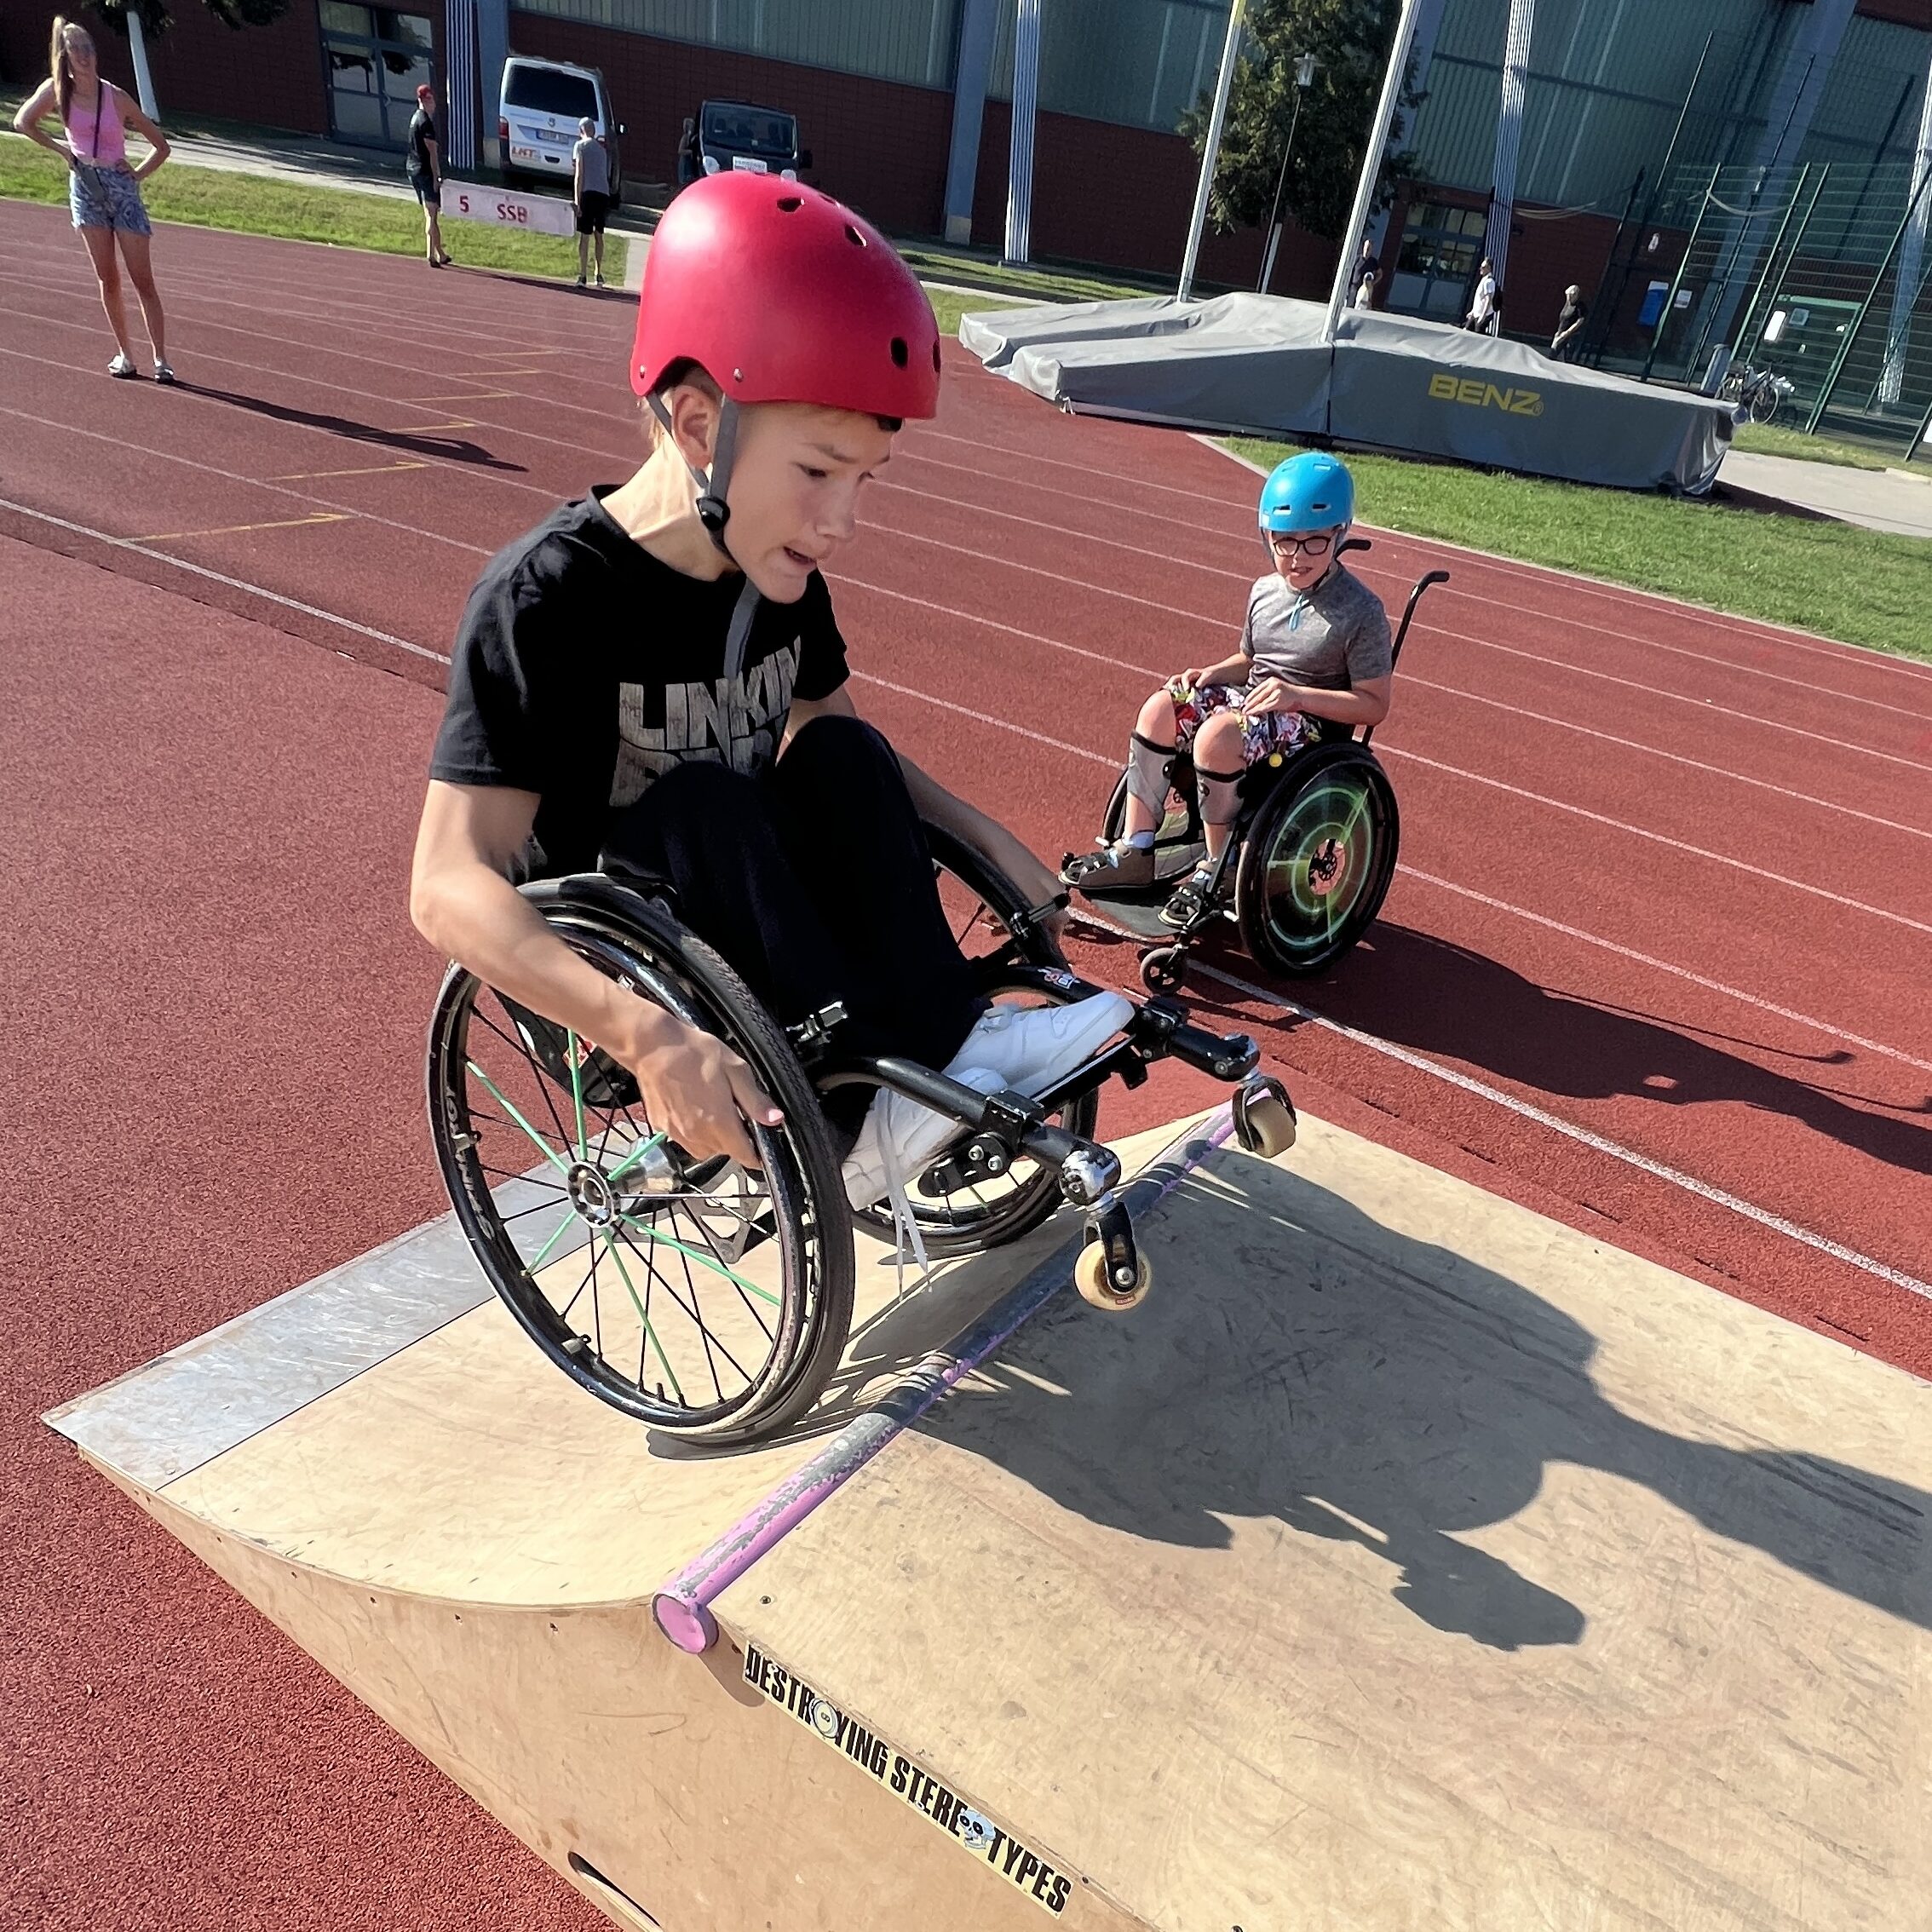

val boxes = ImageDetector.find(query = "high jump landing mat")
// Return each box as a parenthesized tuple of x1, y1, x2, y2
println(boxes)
(46, 1112, 1932, 1931)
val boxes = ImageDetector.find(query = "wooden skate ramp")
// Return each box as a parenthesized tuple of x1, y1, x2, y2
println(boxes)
(48, 1116, 1932, 1931)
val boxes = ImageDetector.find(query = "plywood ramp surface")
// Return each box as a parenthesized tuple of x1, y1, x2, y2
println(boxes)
(716, 1118, 1932, 1932)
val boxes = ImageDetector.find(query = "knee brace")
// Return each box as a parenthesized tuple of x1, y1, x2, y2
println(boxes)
(1126, 731, 1174, 815)
(1196, 765, 1245, 829)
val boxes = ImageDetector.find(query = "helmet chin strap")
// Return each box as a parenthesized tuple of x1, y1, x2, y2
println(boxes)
(647, 392, 741, 561)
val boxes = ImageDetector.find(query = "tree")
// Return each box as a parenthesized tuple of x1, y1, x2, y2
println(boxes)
(1180, 0, 1422, 244)
(87, 0, 290, 37)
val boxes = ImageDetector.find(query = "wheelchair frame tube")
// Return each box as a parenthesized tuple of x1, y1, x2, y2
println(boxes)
(649, 1104, 1239, 1654)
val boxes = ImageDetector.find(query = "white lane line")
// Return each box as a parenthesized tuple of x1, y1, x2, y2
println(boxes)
(853, 526, 1932, 836)
(0, 404, 494, 558)
(1397, 869, 1932, 1077)
(1383, 745, 1932, 937)
(0, 497, 450, 664)
(1175, 946, 1932, 1307)
(4, 474, 1914, 1302)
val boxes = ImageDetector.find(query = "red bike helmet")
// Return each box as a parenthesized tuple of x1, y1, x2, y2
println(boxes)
(632, 174, 940, 554)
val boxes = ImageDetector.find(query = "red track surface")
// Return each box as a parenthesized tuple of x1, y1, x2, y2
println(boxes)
(4, 200, 1929, 1929)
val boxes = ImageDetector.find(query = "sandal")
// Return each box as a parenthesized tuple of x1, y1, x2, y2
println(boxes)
(1061, 838, 1158, 894)
(1159, 865, 1222, 930)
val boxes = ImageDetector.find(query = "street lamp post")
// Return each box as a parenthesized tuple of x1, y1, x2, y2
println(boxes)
(1257, 52, 1317, 295)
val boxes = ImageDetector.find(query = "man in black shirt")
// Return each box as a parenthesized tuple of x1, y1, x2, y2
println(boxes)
(406, 83, 451, 267)
(412, 175, 1129, 1206)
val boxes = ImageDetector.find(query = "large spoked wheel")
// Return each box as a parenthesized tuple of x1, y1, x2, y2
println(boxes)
(848, 825, 1100, 1259)
(1748, 382, 1780, 424)
(428, 881, 854, 1445)
(1235, 745, 1399, 978)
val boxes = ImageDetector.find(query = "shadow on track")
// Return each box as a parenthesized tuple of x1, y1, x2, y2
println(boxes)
(941, 1147, 1931, 1651)
(180, 382, 527, 471)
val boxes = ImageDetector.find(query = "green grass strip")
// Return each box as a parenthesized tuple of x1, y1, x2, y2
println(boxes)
(0, 131, 620, 281)
(1226, 434, 1931, 662)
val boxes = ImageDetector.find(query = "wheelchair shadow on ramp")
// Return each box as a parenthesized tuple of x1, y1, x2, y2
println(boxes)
(1172, 920, 1932, 1186)
(929, 1147, 1931, 1654)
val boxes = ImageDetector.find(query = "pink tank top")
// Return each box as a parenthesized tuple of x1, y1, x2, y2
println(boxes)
(66, 83, 127, 168)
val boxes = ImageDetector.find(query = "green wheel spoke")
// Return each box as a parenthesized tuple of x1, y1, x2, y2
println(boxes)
(468, 1062, 574, 1178)
(604, 1130, 669, 1186)
(616, 1212, 780, 1306)
(602, 1235, 683, 1402)
(566, 1032, 588, 1162)
(526, 1210, 579, 1273)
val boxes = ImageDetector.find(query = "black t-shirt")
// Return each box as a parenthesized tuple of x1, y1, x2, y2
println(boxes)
(1354, 252, 1379, 292)
(1557, 299, 1587, 333)
(407, 108, 440, 179)
(431, 490, 849, 877)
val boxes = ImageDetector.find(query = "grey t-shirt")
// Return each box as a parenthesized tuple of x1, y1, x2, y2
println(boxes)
(573, 135, 612, 197)
(1239, 564, 1392, 690)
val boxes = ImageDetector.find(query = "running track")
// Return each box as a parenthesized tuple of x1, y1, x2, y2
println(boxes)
(3, 199, 1929, 1929)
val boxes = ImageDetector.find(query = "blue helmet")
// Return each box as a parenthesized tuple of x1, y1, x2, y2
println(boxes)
(1258, 451, 1354, 532)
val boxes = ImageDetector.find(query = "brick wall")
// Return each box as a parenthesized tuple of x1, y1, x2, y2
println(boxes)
(508, 12, 956, 238)
(2, 1, 334, 136)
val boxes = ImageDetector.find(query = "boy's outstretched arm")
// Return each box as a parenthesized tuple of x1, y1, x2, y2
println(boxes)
(785, 687, 1066, 923)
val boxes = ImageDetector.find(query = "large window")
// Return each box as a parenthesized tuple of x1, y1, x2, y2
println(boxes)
(321, 3, 434, 148)
(988, 0, 1231, 131)
(1390, 199, 1486, 318)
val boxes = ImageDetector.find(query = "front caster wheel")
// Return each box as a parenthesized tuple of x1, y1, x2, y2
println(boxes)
(1141, 946, 1186, 995)
(1233, 1075, 1297, 1159)
(1075, 1239, 1153, 1311)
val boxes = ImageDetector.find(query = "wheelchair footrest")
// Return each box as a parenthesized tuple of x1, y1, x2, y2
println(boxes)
(1127, 998, 1260, 1084)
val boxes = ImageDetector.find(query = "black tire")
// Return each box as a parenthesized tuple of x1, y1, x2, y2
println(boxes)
(1140, 946, 1186, 995)
(1235, 745, 1399, 977)
(427, 878, 854, 1445)
(1099, 763, 1202, 864)
(848, 825, 1100, 1258)
(1748, 383, 1780, 425)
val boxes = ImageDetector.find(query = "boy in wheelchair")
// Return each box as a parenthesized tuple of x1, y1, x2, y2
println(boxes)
(1063, 452, 1393, 927)
(409, 173, 1130, 1216)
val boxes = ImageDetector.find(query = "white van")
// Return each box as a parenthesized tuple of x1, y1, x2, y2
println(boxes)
(497, 55, 624, 204)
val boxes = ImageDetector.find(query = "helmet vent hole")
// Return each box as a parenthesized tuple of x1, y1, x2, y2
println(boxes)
(889, 336, 909, 368)
(844, 224, 867, 247)
(777, 195, 802, 212)
(932, 342, 942, 372)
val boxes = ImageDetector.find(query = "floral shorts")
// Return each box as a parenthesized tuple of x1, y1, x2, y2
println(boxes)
(69, 162, 151, 236)
(1167, 678, 1323, 768)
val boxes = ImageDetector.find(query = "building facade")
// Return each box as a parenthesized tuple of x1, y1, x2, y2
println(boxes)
(6, 0, 1928, 325)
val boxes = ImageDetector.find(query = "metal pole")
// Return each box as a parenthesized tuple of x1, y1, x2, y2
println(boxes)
(1647, 32, 1714, 231)
(1256, 81, 1307, 294)
(1003, 0, 1042, 266)
(1581, 168, 1644, 365)
(125, 9, 159, 121)
(1736, 162, 1821, 365)
(1178, 0, 1249, 302)
(1806, 159, 1932, 431)
(1641, 170, 1716, 382)
(1324, 0, 1425, 342)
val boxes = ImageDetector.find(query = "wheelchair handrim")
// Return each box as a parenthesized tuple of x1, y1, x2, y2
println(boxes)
(1255, 769, 1387, 958)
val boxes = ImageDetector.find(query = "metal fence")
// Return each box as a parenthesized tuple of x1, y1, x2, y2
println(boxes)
(1591, 160, 1932, 458)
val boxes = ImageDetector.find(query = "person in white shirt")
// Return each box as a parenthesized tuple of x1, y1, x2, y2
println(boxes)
(1466, 257, 1498, 335)
(572, 117, 613, 289)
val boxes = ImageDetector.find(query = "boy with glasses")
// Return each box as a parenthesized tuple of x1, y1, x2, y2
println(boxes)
(1063, 451, 1391, 929)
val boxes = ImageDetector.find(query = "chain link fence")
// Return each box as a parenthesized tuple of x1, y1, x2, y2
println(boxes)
(1586, 159, 1932, 458)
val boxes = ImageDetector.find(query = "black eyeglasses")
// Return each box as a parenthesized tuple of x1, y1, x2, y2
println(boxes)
(1266, 531, 1332, 558)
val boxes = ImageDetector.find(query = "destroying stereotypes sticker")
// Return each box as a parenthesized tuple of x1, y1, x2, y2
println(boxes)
(742, 1642, 1074, 1917)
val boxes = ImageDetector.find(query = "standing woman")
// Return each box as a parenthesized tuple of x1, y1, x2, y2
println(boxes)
(14, 19, 175, 381)
(406, 83, 453, 267)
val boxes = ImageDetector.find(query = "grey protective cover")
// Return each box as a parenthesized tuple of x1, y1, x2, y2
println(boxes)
(960, 294, 1731, 494)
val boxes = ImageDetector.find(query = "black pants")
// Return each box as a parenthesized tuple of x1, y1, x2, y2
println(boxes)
(600, 716, 985, 1130)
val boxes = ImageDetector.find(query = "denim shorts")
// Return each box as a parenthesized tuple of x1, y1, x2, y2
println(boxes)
(69, 162, 152, 236)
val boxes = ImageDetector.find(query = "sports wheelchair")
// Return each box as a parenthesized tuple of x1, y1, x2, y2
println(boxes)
(1067, 542, 1448, 994)
(427, 825, 1296, 1446)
